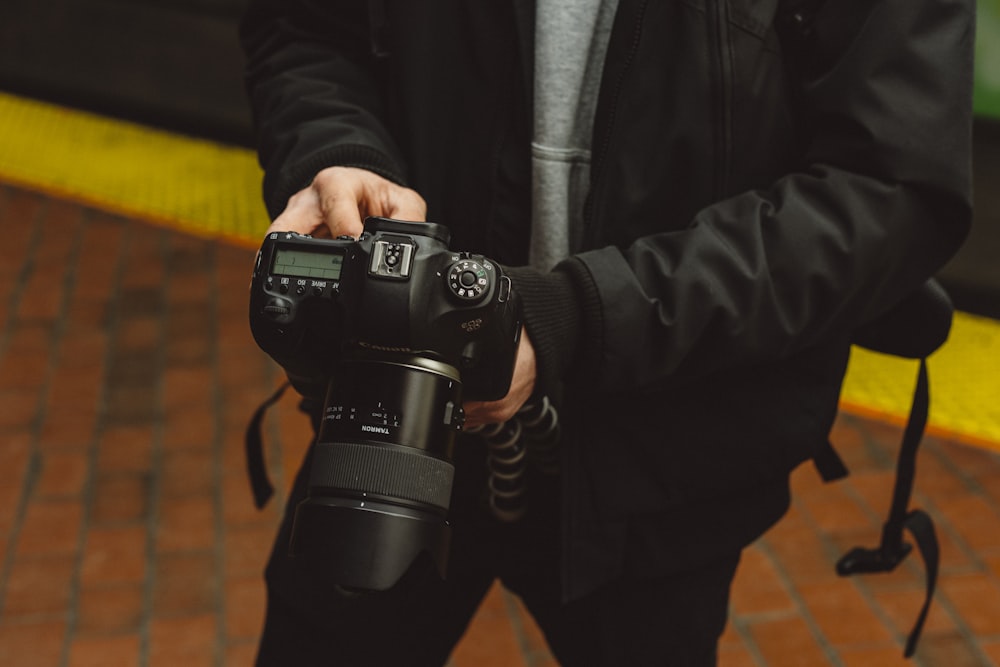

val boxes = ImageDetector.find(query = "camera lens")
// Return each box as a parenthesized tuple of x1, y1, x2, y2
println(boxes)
(289, 356, 463, 591)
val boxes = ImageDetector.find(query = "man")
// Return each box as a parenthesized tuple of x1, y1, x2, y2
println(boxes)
(240, 1, 975, 664)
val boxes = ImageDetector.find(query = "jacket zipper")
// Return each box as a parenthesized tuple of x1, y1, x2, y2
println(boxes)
(564, 0, 649, 602)
(582, 0, 650, 248)
(706, 0, 734, 199)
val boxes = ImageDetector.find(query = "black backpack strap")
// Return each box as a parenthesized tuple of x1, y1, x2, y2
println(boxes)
(812, 440, 849, 482)
(900, 508, 940, 658)
(776, 0, 949, 655)
(244, 382, 291, 510)
(835, 359, 939, 658)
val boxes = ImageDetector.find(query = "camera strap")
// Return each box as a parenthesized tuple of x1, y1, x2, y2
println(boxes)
(833, 359, 940, 658)
(244, 381, 291, 509)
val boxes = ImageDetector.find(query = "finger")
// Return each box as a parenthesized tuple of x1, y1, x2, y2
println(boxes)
(464, 387, 529, 427)
(321, 192, 366, 238)
(267, 188, 323, 235)
(463, 400, 514, 429)
(463, 329, 536, 428)
(313, 169, 366, 238)
(385, 187, 428, 222)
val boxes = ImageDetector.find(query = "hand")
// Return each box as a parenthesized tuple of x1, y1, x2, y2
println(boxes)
(463, 328, 537, 428)
(267, 166, 427, 238)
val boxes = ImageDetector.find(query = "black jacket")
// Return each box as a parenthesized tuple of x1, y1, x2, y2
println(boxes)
(241, 0, 975, 599)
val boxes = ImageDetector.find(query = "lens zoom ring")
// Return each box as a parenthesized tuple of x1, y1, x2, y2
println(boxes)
(309, 442, 455, 510)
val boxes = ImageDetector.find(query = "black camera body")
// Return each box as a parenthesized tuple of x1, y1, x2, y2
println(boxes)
(249, 217, 522, 590)
(250, 217, 521, 401)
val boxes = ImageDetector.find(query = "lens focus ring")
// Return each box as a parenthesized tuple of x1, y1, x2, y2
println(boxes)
(308, 441, 455, 511)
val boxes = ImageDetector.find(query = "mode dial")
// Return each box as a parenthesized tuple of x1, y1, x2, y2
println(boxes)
(447, 259, 492, 302)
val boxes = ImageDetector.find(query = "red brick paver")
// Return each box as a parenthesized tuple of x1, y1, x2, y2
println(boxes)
(2, 183, 1000, 666)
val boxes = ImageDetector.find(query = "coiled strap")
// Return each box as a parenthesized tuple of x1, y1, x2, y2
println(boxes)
(468, 395, 560, 522)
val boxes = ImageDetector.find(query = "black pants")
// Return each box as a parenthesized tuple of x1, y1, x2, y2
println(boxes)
(255, 438, 740, 667)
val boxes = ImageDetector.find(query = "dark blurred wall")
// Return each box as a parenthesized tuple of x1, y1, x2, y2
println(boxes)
(0, 0, 253, 145)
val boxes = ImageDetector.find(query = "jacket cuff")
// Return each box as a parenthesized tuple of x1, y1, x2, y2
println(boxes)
(503, 258, 601, 395)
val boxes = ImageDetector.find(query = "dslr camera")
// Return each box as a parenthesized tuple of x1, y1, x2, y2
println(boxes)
(249, 217, 522, 590)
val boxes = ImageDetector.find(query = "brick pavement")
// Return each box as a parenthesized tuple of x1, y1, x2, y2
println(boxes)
(1, 182, 999, 666)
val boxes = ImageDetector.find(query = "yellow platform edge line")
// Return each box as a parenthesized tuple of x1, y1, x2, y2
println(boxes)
(0, 90, 272, 242)
(2, 91, 998, 452)
(840, 314, 1000, 452)
(839, 399, 1000, 453)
